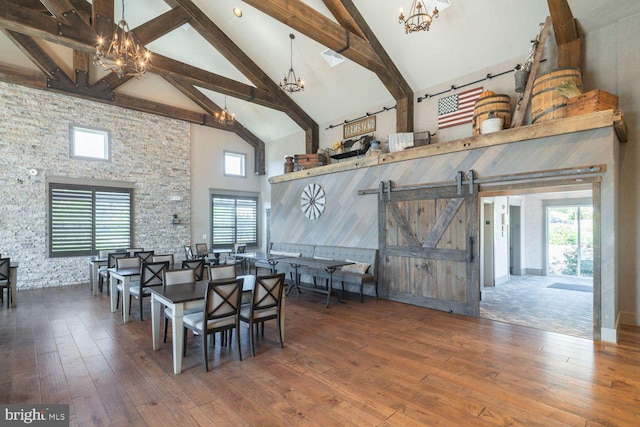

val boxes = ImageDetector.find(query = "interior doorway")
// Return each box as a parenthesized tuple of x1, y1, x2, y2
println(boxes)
(479, 187, 595, 340)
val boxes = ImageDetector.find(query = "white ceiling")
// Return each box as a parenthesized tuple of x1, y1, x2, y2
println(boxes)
(1, 0, 639, 143)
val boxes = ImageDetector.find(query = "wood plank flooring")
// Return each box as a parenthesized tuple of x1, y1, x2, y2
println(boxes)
(1, 284, 639, 426)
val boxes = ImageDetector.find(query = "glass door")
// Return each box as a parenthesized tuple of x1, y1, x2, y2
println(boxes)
(547, 206, 593, 277)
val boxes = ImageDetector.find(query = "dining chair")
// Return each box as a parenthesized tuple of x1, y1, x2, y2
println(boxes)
(114, 256, 141, 310)
(183, 277, 244, 371)
(194, 243, 208, 258)
(239, 273, 285, 357)
(209, 265, 236, 281)
(181, 259, 206, 281)
(99, 252, 128, 294)
(134, 250, 155, 263)
(183, 245, 195, 261)
(0, 258, 11, 308)
(152, 254, 174, 264)
(126, 247, 144, 257)
(123, 261, 169, 321)
(232, 243, 247, 272)
(162, 268, 199, 343)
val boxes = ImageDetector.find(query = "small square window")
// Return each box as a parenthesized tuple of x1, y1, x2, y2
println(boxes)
(224, 151, 246, 177)
(71, 126, 110, 161)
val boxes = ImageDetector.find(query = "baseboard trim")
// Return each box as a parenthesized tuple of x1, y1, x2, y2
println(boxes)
(620, 311, 640, 327)
(495, 274, 510, 286)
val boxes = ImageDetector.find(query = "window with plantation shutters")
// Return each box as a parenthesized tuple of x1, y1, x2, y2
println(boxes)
(49, 183, 133, 257)
(211, 194, 258, 248)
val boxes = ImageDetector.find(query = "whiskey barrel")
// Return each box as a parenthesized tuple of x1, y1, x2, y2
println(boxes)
(472, 94, 511, 136)
(530, 68, 582, 124)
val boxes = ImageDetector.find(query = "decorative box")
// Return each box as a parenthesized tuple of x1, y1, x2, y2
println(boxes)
(294, 153, 327, 170)
(565, 90, 619, 118)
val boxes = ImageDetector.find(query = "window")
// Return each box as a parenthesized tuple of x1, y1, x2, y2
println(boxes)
(49, 183, 132, 257)
(71, 125, 110, 160)
(211, 194, 258, 248)
(224, 151, 246, 177)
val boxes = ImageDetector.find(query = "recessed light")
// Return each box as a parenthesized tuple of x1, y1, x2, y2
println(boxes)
(233, 7, 243, 18)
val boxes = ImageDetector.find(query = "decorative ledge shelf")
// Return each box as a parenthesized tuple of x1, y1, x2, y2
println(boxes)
(269, 110, 627, 184)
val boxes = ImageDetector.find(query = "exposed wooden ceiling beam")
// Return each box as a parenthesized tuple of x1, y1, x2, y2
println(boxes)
(0, 1, 89, 51)
(241, 0, 386, 74)
(165, 75, 266, 175)
(339, 0, 414, 132)
(0, 2, 290, 111)
(321, 0, 366, 40)
(39, 0, 75, 22)
(170, 0, 318, 153)
(547, 0, 582, 69)
(3, 29, 60, 78)
(133, 7, 191, 46)
(150, 55, 283, 110)
(0, 62, 234, 135)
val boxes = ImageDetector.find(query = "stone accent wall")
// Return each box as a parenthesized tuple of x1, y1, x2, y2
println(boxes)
(0, 82, 191, 289)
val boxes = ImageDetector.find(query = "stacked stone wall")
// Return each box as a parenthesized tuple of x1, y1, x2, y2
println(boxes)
(0, 81, 191, 288)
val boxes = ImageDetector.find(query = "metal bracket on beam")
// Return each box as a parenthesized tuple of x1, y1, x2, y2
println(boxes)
(456, 171, 464, 195)
(336, 29, 351, 54)
(466, 169, 476, 194)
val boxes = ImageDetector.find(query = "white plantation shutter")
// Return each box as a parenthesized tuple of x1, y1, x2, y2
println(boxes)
(49, 183, 132, 257)
(211, 195, 258, 247)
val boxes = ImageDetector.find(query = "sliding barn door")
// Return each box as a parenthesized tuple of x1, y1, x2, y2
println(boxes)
(379, 184, 480, 316)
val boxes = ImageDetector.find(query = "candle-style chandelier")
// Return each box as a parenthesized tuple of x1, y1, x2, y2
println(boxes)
(214, 96, 235, 126)
(94, 0, 151, 78)
(280, 34, 304, 93)
(399, 1, 444, 34)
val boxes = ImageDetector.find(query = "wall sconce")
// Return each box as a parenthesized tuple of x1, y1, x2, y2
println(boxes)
(172, 213, 181, 225)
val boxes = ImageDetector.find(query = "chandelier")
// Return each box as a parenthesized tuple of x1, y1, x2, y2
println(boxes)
(214, 96, 235, 126)
(280, 34, 304, 93)
(399, 1, 440, 34)
(94, 0, 151, 78)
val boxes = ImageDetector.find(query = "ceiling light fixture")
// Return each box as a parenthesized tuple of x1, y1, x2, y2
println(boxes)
(398, 1, 440, 34)
(94, 0, 151, 78)
(280, 34, 304, 94)
(214, 96, 235, 126)
(233, 7, 243, 18)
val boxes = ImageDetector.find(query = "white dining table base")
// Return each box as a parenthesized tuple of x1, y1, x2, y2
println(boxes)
(110, 274, 136, 323)
(89, 259, 107, 296)
(151, 294, 185, 374)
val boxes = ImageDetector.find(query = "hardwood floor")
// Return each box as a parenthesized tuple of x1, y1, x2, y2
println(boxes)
(1, 284, 639, 426)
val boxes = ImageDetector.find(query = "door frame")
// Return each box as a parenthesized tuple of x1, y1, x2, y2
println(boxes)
(479, 178, 601, 340)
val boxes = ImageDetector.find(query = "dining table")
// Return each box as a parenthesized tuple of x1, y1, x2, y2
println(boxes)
(232, 251, 288, 275)
(88, 256, 107, 296)
(109, 266, 141, 323)
(279, 257, 353, 308)
(150, 276, 284, 374)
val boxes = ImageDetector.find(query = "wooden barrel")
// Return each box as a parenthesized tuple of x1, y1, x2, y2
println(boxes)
(530, 68, 582, 124)
(472, 94, 511, 136)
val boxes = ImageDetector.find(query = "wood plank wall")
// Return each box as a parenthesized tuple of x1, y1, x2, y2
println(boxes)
(270, 127, 619, 333)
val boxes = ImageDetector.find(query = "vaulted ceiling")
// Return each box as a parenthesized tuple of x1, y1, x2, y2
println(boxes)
(1, 0, 639, 175)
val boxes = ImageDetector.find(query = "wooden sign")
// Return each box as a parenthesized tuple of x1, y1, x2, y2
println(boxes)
(343, 116, 376, 139)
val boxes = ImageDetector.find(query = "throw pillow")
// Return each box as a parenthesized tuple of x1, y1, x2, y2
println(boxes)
(341, 259, 370, 274)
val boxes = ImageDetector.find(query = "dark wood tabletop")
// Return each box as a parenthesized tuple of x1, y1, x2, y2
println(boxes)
(148, 280, 208, 304)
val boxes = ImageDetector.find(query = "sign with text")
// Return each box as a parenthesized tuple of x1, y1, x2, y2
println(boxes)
(1, 404, 69, 426)
(343, 116, 376, 139)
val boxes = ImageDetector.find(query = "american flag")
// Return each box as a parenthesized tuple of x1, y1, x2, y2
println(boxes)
(437, 87, 483, 129)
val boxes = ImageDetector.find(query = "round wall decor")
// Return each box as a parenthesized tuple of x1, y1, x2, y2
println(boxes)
(301, 183, 325, 220)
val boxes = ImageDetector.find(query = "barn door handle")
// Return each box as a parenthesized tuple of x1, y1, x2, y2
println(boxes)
(468, 236, 474, 262)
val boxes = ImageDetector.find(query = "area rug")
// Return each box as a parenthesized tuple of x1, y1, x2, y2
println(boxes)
(548, 283, 593, 293)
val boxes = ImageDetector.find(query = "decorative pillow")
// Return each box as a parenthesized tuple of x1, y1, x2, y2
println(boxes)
(341, 259, 370, 274)
(270, 250, 301, 257)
